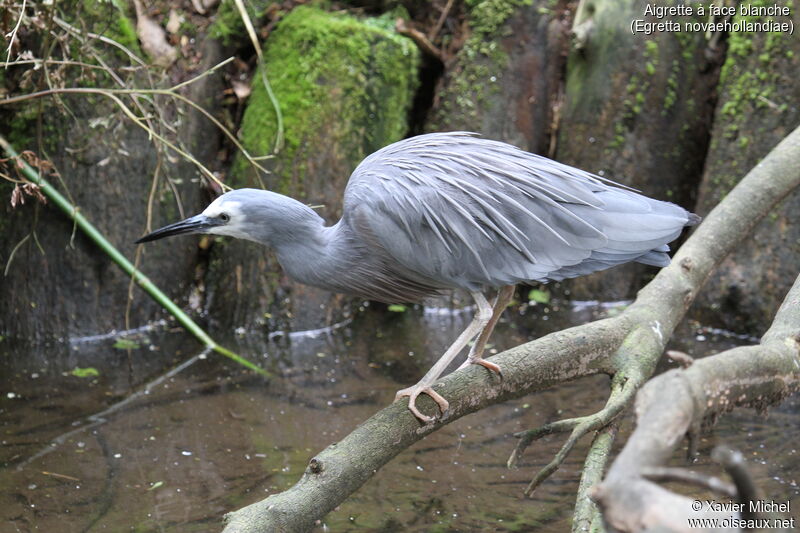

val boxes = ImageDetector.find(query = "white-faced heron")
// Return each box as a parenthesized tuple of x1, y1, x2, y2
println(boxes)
(137, 132, 700, 422)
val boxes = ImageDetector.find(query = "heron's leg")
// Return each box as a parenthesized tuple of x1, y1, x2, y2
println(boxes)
(458, 285, 515, 374)
(395, 291, 492, 423)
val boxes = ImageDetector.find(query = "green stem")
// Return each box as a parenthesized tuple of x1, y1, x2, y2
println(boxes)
(0, 135, 269, 377)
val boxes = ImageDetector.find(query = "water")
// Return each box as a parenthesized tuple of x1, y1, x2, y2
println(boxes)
(1, 299, 797, 531)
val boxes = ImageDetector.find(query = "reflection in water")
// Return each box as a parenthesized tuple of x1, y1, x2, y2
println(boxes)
(1, 300, 797, 532)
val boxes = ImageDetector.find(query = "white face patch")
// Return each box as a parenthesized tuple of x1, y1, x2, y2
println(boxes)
(201, 197, 251, 239)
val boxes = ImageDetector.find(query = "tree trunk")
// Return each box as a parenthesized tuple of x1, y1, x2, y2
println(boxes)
(692, 5, 800, 333)
(556, 0, 720, 300)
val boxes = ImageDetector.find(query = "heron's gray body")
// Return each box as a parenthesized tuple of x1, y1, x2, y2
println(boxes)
(224, 132, 695, 303)
(138, 131, 699, 421)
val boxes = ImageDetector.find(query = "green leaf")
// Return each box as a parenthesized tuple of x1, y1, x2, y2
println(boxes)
(387, 304, 407, 313)
(71, 367, 100, 378)
(113, 338, 140, 350)
(527, 289, 550, 304)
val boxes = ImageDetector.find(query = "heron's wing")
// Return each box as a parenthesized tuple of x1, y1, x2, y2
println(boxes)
(343, 132, 693, 289)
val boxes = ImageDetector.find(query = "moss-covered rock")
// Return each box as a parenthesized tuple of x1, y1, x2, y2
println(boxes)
(428, 0, 570, 153)
(692, 3, 800, 333)
(206, 5, 420, 331)
(555, 0, 719, 300)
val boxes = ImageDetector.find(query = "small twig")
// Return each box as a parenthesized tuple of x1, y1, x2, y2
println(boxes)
(127, 153, 166, 332)
(0, 66, 270, 175)
(0, 58, 144, 71)
(170, 56, 235, 91)
(234, 0, 284, 154)
(573, 422, 618, 533)
(520, 372, 635, 497)
(428, 0, 455, 41)
(666, 349, 694, 368)
(712, 446, 763, 524)
(547, 92, 563, 159)
(4, 233, 31, 276)
(396, 19, 444, 62)
(42, 471, 80, 482)
(757, 94, 780, 110)
(523, 414, 611, 497)
(641, 466, 737, 498)
(4, 0, 27, 66)
(1, 87, 230, 189)
(508, 417, 583, 468)
(52, 15, 147, 67)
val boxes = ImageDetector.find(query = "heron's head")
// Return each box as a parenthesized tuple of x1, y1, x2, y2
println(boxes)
(136, 188, 315, 246)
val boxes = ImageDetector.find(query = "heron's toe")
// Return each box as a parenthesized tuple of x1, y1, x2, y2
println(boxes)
(395, 385, 449, 423)
(469, 357, 503, 378)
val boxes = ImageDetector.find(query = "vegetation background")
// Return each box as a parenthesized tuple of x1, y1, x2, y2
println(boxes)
(0, 0, 798, 531)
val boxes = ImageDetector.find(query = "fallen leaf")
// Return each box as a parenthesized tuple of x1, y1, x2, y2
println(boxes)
(133, 0, 177, 67)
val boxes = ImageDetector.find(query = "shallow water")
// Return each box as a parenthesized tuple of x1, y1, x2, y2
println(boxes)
(1, 299, 797, 532)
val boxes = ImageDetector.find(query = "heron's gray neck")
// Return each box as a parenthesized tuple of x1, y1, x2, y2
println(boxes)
(270, 205, 440, 302)
(270, 209, 357, 291)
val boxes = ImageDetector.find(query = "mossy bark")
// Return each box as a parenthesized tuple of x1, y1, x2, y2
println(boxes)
(556, 0, 719, 300)
(0, 6, 222, 342)
(692, 4, 800, 333)
(428, 0, 571, 154)
(205, 6, 420, 331)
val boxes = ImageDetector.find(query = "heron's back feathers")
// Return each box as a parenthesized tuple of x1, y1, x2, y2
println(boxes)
(342, 132, 698, 296)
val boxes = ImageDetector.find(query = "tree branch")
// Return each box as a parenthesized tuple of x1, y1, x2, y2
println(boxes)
(573, 422, 618, 532)
(594, 271, 800, 531)
(222, 125, 800, 533)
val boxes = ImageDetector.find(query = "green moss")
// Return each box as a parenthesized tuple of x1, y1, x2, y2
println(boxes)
(5, 109, 36, 150)
(466, 0, 533, 35)
(209, 0, 275, 45)
(644, 40, 659, 59)
(233, 5, 419, 189)
(643, 39, 659, 77)
(78, 0, 140, 55)
(662, 59, 680, 114)
(674, 29, 694, 61)
(430, 0, 533, 129)
(714, 0, 795, 142)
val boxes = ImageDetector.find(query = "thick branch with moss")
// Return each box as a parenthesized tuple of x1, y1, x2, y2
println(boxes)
(593, 272, 800, 531)
(222, 126, 800, 533)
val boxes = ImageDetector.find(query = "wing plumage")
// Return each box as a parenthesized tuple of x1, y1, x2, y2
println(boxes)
(342, 132, 695, 292)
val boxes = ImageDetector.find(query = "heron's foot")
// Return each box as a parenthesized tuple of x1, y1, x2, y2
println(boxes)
(458, 356, 503, 378)
(395, 384, 450, 423)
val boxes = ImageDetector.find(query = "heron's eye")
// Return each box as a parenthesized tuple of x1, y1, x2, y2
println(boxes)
(219, 212, 230, 223)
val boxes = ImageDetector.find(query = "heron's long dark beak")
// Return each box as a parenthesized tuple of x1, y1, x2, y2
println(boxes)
(135, 214, 217, 244)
